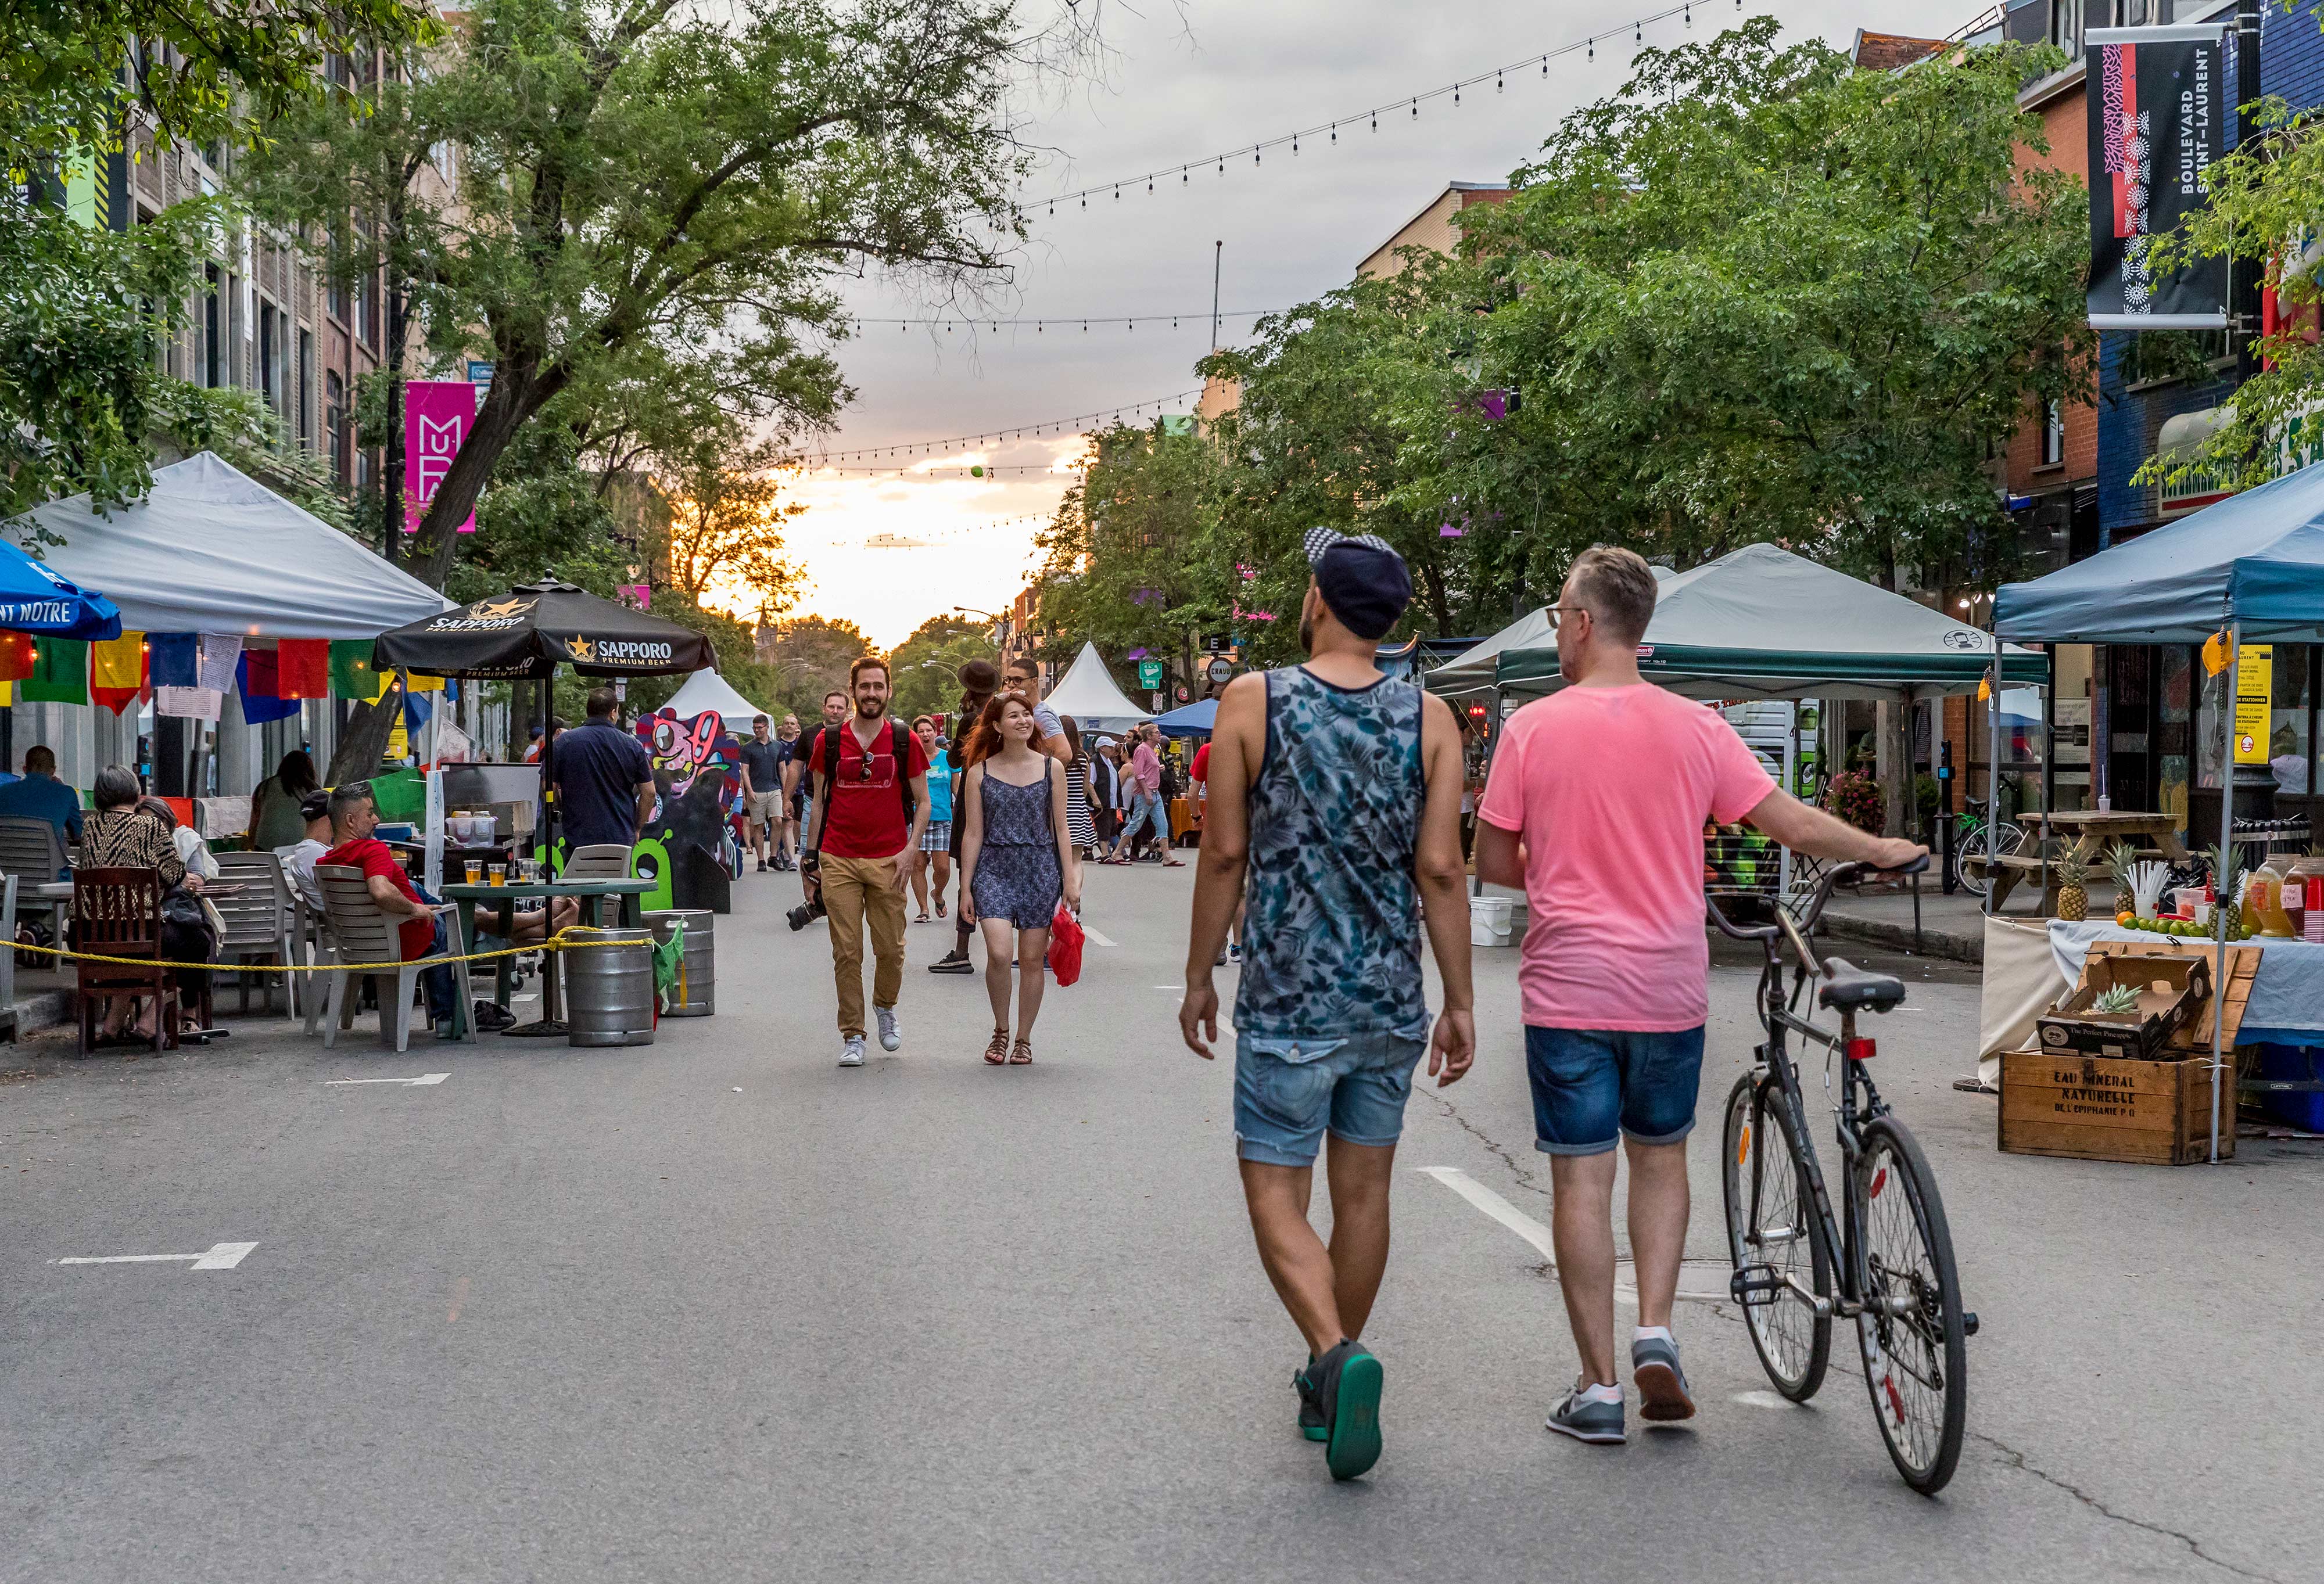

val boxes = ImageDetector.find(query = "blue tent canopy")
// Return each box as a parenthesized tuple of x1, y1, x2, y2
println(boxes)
(0, 538, 119, 640)
(1152, 698, 1217, 738)
(1994, 464, 2324, 642)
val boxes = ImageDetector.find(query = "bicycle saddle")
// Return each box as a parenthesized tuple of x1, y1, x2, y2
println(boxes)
(1817, 957, 1905, 1014)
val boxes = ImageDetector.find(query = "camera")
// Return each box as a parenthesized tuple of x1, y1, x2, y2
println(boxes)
(786, 896, 826, 931)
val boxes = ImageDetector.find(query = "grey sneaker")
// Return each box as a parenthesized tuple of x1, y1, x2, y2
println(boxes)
(838, 1035, 866, 1068)
(1632, 1335, 1695, 1422)
(876, 1005, 901, 1052)
(1292, 1358, 1326, 1442)
(1545, 1384, 1627, 1445)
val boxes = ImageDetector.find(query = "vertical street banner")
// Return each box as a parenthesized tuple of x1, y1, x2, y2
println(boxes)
(404, 379, 480, 534)
(2086, 25, 2231, 329)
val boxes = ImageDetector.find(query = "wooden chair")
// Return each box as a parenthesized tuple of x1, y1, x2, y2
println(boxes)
(314, 864, 474, 1053)
(69, 865, 179, 1054)
(213, 851, 296, 1016)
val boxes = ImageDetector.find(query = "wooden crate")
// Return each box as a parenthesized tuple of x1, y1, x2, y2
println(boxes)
(1999, 1050, 2233, 1163)
(1998, 942, 2261, 1165)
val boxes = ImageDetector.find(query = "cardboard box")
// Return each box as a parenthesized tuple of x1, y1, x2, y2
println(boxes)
(2035, 953, 2210, 1060)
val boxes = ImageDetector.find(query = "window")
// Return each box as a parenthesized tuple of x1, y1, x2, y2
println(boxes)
(2050, 0, 2083, 52)
(297, 330, 314, 447)
(327, 370, 347, 484)
(202, 263, 221, 387)
(259, 302, 277, 412)
(2042, 400, 2064, 467)
(327, 226, 347, 323)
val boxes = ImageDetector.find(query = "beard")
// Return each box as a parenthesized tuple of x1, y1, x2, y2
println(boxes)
(855, 696, 885, 720)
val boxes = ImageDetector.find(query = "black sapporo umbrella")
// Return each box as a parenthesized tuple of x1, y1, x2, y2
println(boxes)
(371, 578, 714, 679)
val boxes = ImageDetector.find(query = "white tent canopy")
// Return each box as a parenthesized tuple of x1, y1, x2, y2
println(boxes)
(659, 668, 772, 733)
(5, 451, 450, 638)
(1043, 641, 1153, 724)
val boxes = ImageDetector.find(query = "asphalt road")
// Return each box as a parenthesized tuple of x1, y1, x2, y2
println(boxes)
(5, 861, 2319, 1583)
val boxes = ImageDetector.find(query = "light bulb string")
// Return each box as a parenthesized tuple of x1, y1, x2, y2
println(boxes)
(815, 387, 1203, 462)
(855, 308, 1285, 329)
(1025, 0, 1729, 214)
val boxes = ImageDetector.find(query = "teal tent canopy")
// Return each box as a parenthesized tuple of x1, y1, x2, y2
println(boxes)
(1493, 543, 2045, 701)
(1994, 463, 2324, 642)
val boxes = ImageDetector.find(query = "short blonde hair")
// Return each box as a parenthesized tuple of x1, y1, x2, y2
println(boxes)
(1566, 545, 1659, 645)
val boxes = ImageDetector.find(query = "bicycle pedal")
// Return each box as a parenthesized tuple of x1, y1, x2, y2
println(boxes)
(1729, 1264, 1785, 1308)
(1961, 1310, 1979, 1338)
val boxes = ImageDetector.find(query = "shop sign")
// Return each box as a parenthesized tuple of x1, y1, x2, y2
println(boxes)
(2087, 26, 2230, 329)
(2235, 644, 2273, 764)
(2156, 405, 2237, 518)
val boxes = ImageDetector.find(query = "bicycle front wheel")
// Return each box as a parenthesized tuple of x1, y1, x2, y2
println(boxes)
(1952, 824, 1992, 898)
(1722, 1075, 1831, 1401)
(1856, 1118, 1968, 1495)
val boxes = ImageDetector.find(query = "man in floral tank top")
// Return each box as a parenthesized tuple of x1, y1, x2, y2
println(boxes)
(1182, 528, 1475, 1483)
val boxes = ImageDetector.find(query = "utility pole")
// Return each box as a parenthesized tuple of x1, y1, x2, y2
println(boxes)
(2233, 0, 2263, 385)
(1210, 240, 1223, 349)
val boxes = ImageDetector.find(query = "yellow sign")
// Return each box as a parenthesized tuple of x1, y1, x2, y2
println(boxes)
(2235, 644, 2273, 764)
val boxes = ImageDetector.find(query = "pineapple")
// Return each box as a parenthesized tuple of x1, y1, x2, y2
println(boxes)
(2090, 984, 2141, 1015)
(2056, 859, 2089, 922)
(2207, 843, 2244, 940)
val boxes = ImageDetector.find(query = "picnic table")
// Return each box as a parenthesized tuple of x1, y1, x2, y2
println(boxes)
(441, 877, 652, 1033)
(1968, 810, 2192, 914)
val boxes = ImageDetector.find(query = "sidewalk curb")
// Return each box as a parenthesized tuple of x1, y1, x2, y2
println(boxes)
(1818, 912, 1984, 965)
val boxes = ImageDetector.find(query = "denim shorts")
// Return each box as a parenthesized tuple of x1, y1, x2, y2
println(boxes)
(1233, 1025, 1429, 1167)
(1524, 1025, 1706, 1157)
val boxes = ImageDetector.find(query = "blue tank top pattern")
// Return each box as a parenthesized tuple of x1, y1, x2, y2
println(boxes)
(1235, 667, 1428, 1039)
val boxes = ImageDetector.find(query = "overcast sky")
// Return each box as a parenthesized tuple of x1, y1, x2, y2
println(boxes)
(765, 0, 1972, 646)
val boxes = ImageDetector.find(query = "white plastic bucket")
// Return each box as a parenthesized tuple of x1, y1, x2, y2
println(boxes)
(1469, 895, 1516, 948)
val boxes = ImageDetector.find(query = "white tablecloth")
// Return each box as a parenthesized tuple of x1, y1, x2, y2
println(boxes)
(2046, 921, 2324, 1046)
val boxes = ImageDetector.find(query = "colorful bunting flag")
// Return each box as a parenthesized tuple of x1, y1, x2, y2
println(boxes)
(236, 652, 301, 724)
(149, 633, 199, 688)
(277, 638, 329, 698)
(91, 632, 147, 716)
(21, 637, 87, 705)
(0, 632, 35, 683)
(195, 633, 241, 692)
(329, 640, 385, 701)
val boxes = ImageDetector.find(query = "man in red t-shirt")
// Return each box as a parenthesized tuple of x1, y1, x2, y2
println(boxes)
(321, 782, 457, 1035)
(806, 656, 931, 1065)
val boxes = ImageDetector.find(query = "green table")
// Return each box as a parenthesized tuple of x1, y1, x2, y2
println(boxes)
(441, 878, 654, 1026)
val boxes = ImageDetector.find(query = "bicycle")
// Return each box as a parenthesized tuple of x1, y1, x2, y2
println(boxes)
(1950, 795, 2024, 899)
(1706, 857, 1975, 1495)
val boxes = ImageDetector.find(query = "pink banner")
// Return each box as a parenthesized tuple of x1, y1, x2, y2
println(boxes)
(404, 380, 478, 533)
(619, 584, 651, 610)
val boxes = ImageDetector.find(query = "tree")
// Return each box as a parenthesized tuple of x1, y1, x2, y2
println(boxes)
(654, 430, 803, 613)
(888, 613, 997, 721)
(756, 614, 874, 723)
(0, 0, 433, 514)
(1031, 423, 1228, 687)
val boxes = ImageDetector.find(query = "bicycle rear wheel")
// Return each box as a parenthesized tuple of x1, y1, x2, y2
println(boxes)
(1952, 824, 1992, 898)
(1856, 1118, 1968, 1495)
(1721, 1074, 1831, 1401)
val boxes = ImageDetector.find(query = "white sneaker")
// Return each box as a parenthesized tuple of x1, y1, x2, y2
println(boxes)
(838, 1035, 866, 1067)
(875, 1005, 901, 1052)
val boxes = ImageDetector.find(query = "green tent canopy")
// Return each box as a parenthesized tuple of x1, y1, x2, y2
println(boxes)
(1490, 544, 2047, 701)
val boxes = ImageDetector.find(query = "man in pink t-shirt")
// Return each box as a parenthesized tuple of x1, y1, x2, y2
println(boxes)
(1476, 545, 1921, 1446)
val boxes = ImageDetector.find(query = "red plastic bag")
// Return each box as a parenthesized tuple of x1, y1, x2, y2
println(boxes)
(1046, 902, 1085, 987)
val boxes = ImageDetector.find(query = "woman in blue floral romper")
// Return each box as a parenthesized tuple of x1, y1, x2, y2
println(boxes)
(961, 692, 1083, 1065)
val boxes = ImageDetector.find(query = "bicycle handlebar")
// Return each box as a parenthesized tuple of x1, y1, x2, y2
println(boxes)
(1705, 853, 1931, 943)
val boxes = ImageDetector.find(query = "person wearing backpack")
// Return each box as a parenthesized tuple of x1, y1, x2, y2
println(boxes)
(805, 656, 932, 1066)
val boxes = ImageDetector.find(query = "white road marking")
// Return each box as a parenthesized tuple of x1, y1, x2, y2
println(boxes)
(1416, 1166, 1728, 1306)
(325, 1073, 449, 1087)
(1733, 1390, 1792, 1410)
(1079, 922, 1117, 947)
(57, 1241, 257, 1271)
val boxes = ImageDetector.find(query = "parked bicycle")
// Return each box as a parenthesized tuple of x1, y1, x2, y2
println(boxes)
(1707, 857, 1975, 1496)
(1950, 795, 2024, 899)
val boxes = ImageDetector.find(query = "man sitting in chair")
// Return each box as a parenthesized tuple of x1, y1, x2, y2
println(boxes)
(320, 782, 461, 1040)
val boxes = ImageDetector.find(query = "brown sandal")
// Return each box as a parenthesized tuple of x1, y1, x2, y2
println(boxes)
(1008, 1037, 1033, 1065)
(984, 1029, 1010, 1066)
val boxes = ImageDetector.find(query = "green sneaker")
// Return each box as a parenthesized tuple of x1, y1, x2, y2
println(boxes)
(1293, 1358, 1326, 1442)
(1310, 1339, 1383, 1481)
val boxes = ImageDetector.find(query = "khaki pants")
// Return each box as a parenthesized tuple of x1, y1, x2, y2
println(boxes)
(820, 852, 906, 1038)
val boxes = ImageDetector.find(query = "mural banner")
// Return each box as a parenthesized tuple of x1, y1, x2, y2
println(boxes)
(404, 380, 479, 533)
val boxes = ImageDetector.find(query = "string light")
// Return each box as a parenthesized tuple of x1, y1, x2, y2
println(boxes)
(816, 389, 1206, 461)
(1028, 3, 1708, 214)
(853, 308, 1282, 331)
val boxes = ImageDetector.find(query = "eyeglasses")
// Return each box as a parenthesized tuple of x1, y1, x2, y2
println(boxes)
(1543, 604, 1592, 630)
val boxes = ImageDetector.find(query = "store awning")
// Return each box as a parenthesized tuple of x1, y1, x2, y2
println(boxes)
(1497, 543, 2045, 701)
(5, 451, 449, 638)
(1995, 459, 2324, 642)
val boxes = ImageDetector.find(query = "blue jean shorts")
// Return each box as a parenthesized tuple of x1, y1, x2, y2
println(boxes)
(1233, 1025, 1430, 1167)
(1524, 1025, 1706, 1157)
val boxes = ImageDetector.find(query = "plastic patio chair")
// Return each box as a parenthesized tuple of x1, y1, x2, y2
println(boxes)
(212, 850, 297, 1017)
(314, 864, 475, 1053)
